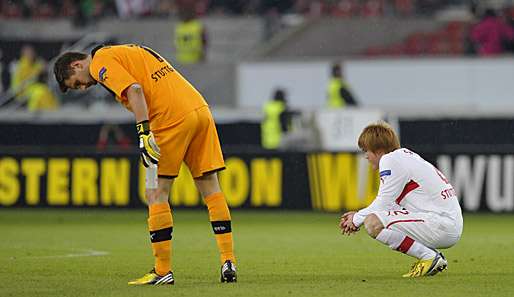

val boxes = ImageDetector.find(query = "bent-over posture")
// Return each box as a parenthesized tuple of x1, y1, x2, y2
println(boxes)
(53, 44, 237, 285)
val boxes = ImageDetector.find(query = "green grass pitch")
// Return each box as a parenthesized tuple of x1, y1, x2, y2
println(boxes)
(1, 209, 513, 297)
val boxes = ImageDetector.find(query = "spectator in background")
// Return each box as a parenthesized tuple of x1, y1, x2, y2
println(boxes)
(0, 0, 23, 18)
(327, 63, 358, 108)
(174, 8, 207, 64)
(10, 45, 45, 101)
(261, 88, 295, 149)
(61, 0, 79, 18)
(96, 124, 132, 150)
(470, 8, 514, 56)
(114, 0, 152, 18)
(26, 71, 59, 112)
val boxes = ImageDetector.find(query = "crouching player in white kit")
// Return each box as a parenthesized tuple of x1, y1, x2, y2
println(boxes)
(340, 121, 463, 277)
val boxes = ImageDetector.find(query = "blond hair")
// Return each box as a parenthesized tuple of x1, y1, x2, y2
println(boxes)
(358, 121, 400, 153)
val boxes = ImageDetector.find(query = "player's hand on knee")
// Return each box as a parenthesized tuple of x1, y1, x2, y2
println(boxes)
(340, 216, 353, 235)
(136, 120, 161, 167)
(340, 211, 359, 235)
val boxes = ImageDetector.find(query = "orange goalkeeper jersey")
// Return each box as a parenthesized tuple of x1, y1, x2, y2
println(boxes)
(89, 44, 207, 131)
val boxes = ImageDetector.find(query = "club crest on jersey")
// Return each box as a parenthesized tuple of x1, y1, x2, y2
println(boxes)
(99, 67, 108, 82)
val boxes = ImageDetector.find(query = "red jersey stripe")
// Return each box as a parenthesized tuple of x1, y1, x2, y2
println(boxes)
(397, 236, 415, 253)
(395, 180, 419, 204)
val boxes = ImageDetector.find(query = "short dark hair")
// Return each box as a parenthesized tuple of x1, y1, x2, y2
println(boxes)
(53, 52, 88, 93)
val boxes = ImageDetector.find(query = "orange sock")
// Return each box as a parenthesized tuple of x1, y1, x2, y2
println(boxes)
(204, 192, 236, 264)
(148, 202, 173, 276)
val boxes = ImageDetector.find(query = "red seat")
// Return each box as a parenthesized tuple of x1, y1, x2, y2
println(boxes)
(425, 31, 449, 55)
(364, 46, 385, 56)
(394, 0, 414, 16)
(403, 32, 425, 55)
(331, 0, 360, 17)
(361, 0, 384, 17)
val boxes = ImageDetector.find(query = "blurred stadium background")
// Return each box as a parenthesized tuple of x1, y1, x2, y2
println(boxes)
(1, 0, 514, 296)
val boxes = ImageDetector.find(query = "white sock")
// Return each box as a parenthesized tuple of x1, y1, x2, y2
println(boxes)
(376, 228, 436, 260)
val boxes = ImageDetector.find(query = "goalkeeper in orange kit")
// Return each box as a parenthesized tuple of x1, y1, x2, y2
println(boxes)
(53, 44, 236, 285)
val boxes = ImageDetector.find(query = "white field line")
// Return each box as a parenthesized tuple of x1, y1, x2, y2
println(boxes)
(15, 249, 109, 259)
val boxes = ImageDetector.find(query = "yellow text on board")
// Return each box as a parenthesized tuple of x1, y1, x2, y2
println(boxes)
(0, 157, 130, 206)
(0, 157, 283, 208)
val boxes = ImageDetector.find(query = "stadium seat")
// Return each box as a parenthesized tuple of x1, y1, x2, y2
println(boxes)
(361, 0, 384, 18)
(403, 32, 426, 55)
(425, 31, 448, 55)
(394, 0, 414, 16)
(331, 0, 360, 17)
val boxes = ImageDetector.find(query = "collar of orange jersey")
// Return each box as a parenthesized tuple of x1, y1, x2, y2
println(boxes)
(91, 44, 106, 57)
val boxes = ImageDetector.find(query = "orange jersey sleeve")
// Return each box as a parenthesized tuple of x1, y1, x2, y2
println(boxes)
(89, 44, 207, 130)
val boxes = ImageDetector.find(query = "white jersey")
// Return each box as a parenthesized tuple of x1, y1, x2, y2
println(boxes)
(353, 148, 463, 228)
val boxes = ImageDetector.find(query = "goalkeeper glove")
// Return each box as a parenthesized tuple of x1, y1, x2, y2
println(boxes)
(136, 120, 160, 167)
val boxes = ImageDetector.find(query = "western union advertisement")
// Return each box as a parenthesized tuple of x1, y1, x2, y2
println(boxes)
(0, 152, 378, 211)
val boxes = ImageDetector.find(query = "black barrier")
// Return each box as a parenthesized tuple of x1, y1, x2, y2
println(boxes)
(0, 122, 260, 147)
(400, 119, 514, 154)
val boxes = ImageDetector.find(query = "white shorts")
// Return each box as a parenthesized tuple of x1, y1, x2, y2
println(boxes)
(373, 209, 462, 249)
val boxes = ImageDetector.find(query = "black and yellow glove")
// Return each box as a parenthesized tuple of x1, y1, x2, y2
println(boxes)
(136, 120, 160, 167)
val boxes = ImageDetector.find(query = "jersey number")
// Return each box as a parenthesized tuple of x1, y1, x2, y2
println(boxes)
(387, 210, 409, 216)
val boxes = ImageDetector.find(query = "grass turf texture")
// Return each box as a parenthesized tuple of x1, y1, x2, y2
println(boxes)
(1, 210, 513, 297)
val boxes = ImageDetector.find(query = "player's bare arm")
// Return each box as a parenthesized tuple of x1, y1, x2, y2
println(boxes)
(126, 83, 149, 122)
(126, 83, 161, 168)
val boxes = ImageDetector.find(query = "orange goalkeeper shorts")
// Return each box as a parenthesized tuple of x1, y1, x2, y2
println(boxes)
(153, 106, 225, 178)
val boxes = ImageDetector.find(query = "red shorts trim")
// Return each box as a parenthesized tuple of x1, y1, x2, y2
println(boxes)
(386, 219, 425, 229)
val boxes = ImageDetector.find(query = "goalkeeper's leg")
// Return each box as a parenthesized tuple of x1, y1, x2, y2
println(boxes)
(129, 177, 175, 285)
(195, 172, 237, 282)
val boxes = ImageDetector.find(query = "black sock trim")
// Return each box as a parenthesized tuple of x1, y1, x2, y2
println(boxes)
(211, 220, 232, 234)
(150, 227, 173, 243)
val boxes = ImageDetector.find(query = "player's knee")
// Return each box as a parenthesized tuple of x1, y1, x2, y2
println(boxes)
(363, 214, 384, 238)
(146, 182, 171, 204)
(194, 172, 221, 198)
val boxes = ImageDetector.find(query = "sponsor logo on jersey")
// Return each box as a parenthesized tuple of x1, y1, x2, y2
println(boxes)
(99, 67, 108, 82)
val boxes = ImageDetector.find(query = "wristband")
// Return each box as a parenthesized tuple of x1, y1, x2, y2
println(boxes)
(136, 120, 150, 135)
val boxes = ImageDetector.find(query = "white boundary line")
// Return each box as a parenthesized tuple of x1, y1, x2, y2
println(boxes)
(14, 249, 109, 259)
